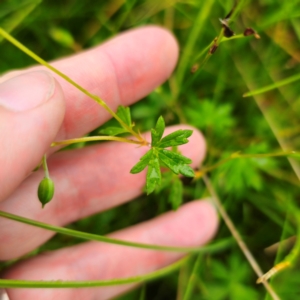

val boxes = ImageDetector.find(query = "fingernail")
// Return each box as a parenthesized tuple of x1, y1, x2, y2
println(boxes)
(0, 71, 55, 112)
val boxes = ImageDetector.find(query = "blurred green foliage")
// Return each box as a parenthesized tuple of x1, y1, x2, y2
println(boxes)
(1, 0, 300, 299)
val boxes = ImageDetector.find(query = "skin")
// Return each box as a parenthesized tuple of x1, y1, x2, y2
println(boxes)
(0, 26, 218, 300)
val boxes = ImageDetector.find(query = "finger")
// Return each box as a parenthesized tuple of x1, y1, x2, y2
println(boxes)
(0, 71, 65, 202)
(4, 200, 218, 300)
(0, 126, 206, 260)
(1, 26, 179, 142)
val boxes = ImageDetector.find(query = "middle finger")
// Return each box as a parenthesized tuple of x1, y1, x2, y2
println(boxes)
(0, 126, 206, 260)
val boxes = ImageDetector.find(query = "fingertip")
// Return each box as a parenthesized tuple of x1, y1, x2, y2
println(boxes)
(0, 71, 65, 202)
(185, 126, 207, 167)
(154, 199, 219, 248)
(100, 25, 179, 104)
(185, 199, 219, 243)
(139, 25, 179, 78)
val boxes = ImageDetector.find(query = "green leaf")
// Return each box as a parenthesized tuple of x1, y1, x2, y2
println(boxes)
(178, 165, 195, 177)
(130, 150, 153, 174)
(151, 116, 165, 146)
(146, 153, 161, 194)
(160, 149, 192, 164)
(131, 118, 194, 195)
(99, 127, 128, 136)
(169, 177, 183, 210)
(158, 129, 193, 148)
(116, 105, 132, 128)
(158, 149, 194, 177)
(184, 99, 235, 137)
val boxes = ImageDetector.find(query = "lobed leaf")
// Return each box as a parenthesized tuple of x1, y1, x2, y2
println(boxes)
(130, 150, 153, 174)
(151, 116, 165, 146)
(178, 165, 195, 177)
(116, 105, 132, 128)
(99, 127, 128, 136)
(158, 149, 194, 177)
(158, 129, 193, 148)
(160, 149, 192, 164)
(146, 154, 161, 194)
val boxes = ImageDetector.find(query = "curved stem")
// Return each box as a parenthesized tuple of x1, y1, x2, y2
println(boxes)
(51, 136, 148, 147)
(41, 155, 50, 178)
(0, 27, 144, 143)
(0, 210, 232, 253)
(195, 150, 300, 179)
(203, 175, 281, 300)
(257, 209, 300, 284)
(0, 256, 189, 288)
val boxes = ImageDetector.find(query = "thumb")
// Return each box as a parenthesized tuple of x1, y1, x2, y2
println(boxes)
(0, 71, 65, 202)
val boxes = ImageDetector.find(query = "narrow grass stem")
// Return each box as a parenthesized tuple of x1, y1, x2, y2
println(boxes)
(0, 256, 189, 288)
(182, 254, 202, 300)
(175, 1, 214, 95)
(195, 151, 300, 179)
(0, 27, 144, 143)
(234, 58, 300, 182)
(258, 210, 300, 285)
(243, 73, 300, 97)
(51, 136, 147, 147)
(0, 210, 232, 253)
(203, 175, 281, 300)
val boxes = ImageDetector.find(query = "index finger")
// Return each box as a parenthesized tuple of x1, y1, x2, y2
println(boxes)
(1, 26, 179, 141)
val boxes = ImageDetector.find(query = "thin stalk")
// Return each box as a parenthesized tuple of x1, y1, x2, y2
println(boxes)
(258, 209, 300, 285)
(0, 210, 232, 253)
(243, 72, 300, 97)
(51, 136, 148, 147)
(139, 284, 146, 300)
(234, 58, 300, 183)
(41, 155, 50, 178)
(175, 1, 215, 95)
(0, 27, 144, 143)
(183, 0, 251, 89)
(194, 150, 300, 179)
(182, 254, 202, 300)
(203, 175, 280, 300)
(0, 256, 188, 288)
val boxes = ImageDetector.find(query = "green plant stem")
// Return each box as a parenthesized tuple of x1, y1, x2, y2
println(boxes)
(183, 0, 251, 89)
(0, 256, 188, 288)
(243, 72, 300, 97)
(203, 175, 281, 300)
(175, 1, 215, 96)
(260, 208, 300, 288)
(51, 136, 146, 147)
(182, 254, 202, 300)
(0, 27, 144, 143)
(234, 57, 300, 181)
(229, 0, 249, 22)
(0, 210, 232, 253)
(41, 155, 49, 178)
(195, 150, 300, 179)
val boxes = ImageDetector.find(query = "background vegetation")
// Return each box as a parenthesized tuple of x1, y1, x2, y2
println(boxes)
(1, 0, 300, 299)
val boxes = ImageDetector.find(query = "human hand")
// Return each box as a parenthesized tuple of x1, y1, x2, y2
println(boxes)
(0, 26, 218, 300)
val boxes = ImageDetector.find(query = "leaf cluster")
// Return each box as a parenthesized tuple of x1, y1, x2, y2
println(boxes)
(99, 105, 133, 136)
(130, 116, 194, 194)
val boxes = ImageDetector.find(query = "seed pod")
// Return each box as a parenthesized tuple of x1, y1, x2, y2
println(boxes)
(38, 177, 55, 208)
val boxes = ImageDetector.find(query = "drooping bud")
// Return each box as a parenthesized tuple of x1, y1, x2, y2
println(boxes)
(38, 177, 55, 208)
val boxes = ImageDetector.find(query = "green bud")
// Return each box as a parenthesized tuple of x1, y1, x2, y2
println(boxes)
(38, 177, 55, 208)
